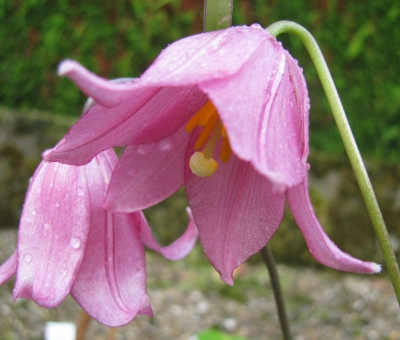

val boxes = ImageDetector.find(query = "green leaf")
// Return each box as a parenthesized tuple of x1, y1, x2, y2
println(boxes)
(198, 328, 248, 340)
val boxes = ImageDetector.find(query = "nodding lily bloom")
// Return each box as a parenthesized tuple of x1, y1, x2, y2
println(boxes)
(0, 149, 198, 327)
(46, 24, 380, 284)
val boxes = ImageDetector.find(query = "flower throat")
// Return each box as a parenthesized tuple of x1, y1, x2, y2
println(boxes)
(186, 100, 232, 177)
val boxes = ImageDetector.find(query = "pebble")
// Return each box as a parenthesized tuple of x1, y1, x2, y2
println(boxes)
(0, 229, 398, 340)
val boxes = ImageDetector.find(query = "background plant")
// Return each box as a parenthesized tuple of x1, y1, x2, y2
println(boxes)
(1, 0, 398, 161)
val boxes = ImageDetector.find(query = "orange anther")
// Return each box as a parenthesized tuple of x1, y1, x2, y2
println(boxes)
(194, 112, 219, 150)
(219, 136, 233, 163)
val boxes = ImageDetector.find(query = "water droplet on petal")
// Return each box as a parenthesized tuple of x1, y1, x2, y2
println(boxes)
(43, 223, 50, 237)
(55, 234, 60, 240)
(32, 210, 37, 216)
(55, 202, 60, 207)
(158, 139, 171, 151)
(137, 144, 151, 155)
(24, 253, 32, 263)
(70, 237, 81, 249)
(250, 23, 262, 29)
(76, 187, 85, 196)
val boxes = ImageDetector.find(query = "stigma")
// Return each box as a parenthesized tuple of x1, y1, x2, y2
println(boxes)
(186, 100, 232, 177)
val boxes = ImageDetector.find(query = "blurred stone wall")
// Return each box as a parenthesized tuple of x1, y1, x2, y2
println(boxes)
(0, 107, 76, 226)
(1, 107, 399, 266)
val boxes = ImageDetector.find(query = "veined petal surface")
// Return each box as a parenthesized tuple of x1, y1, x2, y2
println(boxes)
(47, 64, 206, 165)
(71, 150, 153, 327)
(105, 126, 189, 212)
(200, 41, 307, 190)
(185, 133, 285, 284)
(71, 212, 151, 327)
(13, 161, 91, 308)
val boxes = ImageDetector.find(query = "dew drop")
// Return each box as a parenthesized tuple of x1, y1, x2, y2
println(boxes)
(24, 253, 33, 263)
(76, 187, 85, 196)
(55, 202, 60, 208)
(158, 140, 171, 151)
(55, 234, 60, 240)
(32, 210, 37, 216)
(137, 144, 151, 155)
(70, 237, 81, 249)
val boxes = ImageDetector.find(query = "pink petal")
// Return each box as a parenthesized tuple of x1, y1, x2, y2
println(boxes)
(105, 126, 189, 212)
(46, 26, 281, 166)
(45, 83, 205, 165)
(139, 208, 198, 260)
(284, 50, 310, 164)
(67, 149, 153, 326)
(185, 133, 285, 284)
(199, 40, 307, 191)
(0, 251, 17, 285)
(71, 212, 151, 327)
(141, 25, 274, 86)
(58, 60, 137, 108)
(13, 161, 91, 307)
(287, 178, 381, 274)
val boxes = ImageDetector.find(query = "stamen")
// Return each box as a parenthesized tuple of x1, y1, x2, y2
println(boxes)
(194, 112, 219, 150)
(186, 100, 234, 177)
(189, 122, 222, 177)
(219, 136, 233, 163)
(186, 100, 216, 133)
(189, 152, 218, 177)
(202, 121, 222, 158)
(185, 114, 200, 133)
(198, 100, 217, 126)
(221, 126, 227, 138)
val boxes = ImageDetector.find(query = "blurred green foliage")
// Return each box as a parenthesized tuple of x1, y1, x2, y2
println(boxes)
(198, 329, 248, 340)
(1, 0, 399, 160)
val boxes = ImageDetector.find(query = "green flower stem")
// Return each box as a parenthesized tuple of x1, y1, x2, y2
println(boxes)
(203, 0, 232, 32)
(261, 245, 292, 340)
(267, 20, 400, 305)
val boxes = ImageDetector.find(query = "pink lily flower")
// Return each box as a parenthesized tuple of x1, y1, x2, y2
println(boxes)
(45, 24, 380, 284)
(0, 149, 198, 327)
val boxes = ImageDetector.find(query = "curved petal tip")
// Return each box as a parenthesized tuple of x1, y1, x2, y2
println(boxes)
(57, 59, 79, 76)
(370, 263, 382, 274)
(288, 180, 382, 275)
(56, 59, 133, 108)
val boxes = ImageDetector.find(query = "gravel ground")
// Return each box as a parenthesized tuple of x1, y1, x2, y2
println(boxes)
(0, 229, 399, 340)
